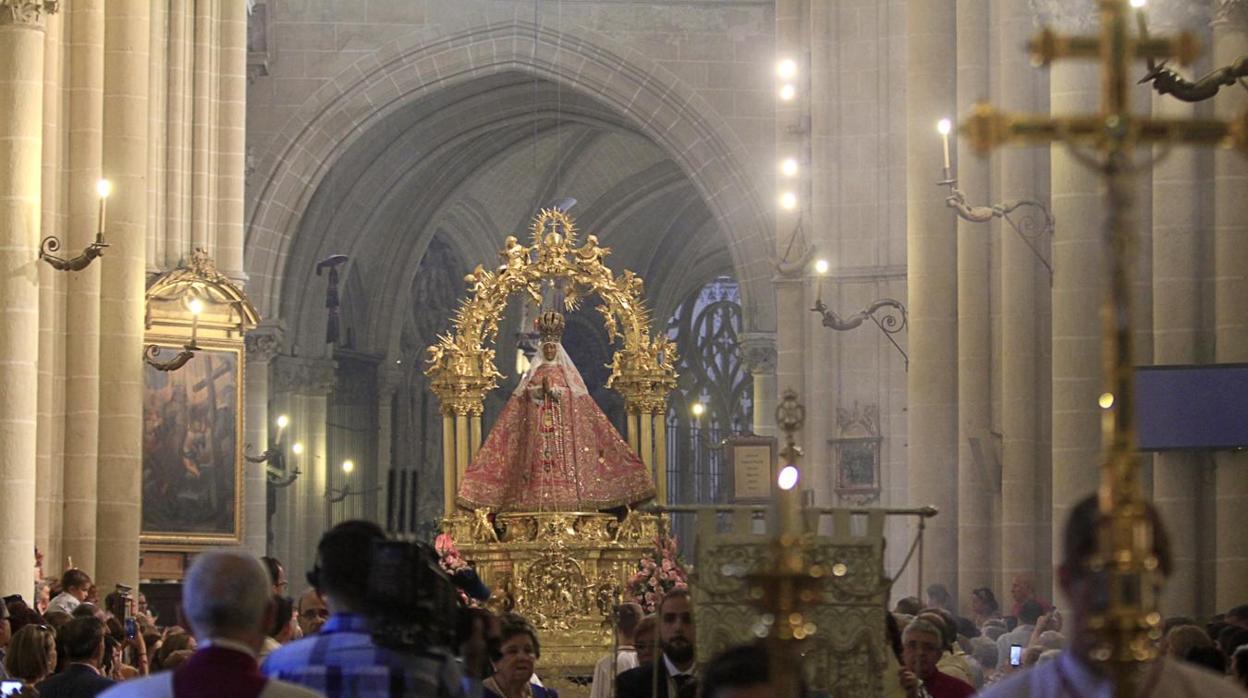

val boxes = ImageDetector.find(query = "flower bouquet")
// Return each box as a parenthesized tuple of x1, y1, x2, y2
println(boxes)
(627, 534, 689, 613)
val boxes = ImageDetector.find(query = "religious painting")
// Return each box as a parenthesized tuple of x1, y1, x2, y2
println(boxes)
(725, 436, 777, 504)
(830, 403, 882, 505)
(141, 343, 243, 546)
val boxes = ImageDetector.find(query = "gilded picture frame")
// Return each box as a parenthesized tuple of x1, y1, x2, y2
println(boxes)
(140, 339, 245, 547)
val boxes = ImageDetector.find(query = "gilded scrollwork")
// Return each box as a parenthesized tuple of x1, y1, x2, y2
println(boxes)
(425, 209, 677, 418)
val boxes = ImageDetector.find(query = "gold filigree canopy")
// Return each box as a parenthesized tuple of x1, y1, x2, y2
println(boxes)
(424, 209, 677, 414)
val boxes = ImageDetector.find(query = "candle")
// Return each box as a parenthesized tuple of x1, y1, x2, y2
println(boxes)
(95, 179, 111, 241)
(188, 298, 204, 345)
(937, 119, 953, 173)
(814, 259, 829, 304)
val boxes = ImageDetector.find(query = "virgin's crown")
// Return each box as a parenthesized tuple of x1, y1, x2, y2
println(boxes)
(537, 311, 566, 342)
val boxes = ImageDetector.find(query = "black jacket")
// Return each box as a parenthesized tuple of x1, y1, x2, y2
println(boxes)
(35, 664, 115, 698)
(616, 662, 697, 698)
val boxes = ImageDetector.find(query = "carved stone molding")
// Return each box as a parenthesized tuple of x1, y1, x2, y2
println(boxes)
(1214, 0, 1248, 26)
(1030, 0, 1099, 31)
(271, 355, 337, 396)
(244, 322, 285, 364)
(0, 0, 58, 26)
(737, 332, 777, 376)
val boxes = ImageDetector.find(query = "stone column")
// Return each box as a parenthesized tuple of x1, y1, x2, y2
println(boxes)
(906, 0, 959, 591)
(243, 324, 283, 556)
(1041, 3, 1104, 589)
(61, 0, 105, 574)
(36, 7, 63, 567)
(95, 0, 149, 591)
(999, 0, 1047, 597)
(1212, 0, 1248, 611)
(955, 0, 993, 604)
(215, 0, 246, 276)
(270, 356, 335, 587)
(376, 366, 403, 524)
(0, 0, 54, 596)
(740, 332, 778, 438)
(1147, 2, 1212, 619)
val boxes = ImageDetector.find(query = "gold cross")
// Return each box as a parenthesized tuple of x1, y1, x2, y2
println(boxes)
(961, 2, 1248, 693)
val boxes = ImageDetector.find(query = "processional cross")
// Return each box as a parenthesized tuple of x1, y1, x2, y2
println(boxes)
(963, 1, 1248, 694)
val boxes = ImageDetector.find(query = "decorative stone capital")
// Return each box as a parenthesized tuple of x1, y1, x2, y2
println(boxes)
(1214, 0, 1248, 27)
(738, 332, 777, 376)
(1029, 0, 1099, 31)
(271, 356, 337, 396)
(244, 322, 285, 364)
(0, 0, 58, 26)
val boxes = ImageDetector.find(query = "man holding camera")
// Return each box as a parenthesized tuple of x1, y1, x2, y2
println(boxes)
(261, 521, 464, 698)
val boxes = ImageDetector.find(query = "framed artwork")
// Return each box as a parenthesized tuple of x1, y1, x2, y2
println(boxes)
(141, 342, 244, 546)
(831, 402, 882, 504)
(725, 436, 778, 504)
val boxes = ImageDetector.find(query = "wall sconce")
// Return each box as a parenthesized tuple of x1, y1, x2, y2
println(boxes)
(1135, 3, 1246, 103)
(810, 260, 910, 370)
(937, 119, 1056, 281)
(41, 179, 111, 272)
(246, 414, 302, 488)
(143, 296, 203, 372)
(325, 458, 379, 503)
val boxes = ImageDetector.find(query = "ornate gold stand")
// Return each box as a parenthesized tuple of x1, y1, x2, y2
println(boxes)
(443, 511, 661, 679)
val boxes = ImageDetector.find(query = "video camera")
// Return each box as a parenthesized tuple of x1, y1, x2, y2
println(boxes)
(364, 540, 464, 652)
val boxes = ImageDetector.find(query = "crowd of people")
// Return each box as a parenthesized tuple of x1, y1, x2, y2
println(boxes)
(3, 496, 1247, 697)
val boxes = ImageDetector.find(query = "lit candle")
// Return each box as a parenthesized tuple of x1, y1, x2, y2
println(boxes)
(814, 259, 829, 304)
(937, 119, 952, 174)
(96, 179, 111, 241)
(188, 298, 204, 345)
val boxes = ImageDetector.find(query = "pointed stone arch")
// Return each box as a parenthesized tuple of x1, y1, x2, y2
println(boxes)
(245, 19, 775, 335)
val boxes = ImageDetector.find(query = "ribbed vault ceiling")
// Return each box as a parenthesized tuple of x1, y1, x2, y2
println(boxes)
(280, 72, 733, 359)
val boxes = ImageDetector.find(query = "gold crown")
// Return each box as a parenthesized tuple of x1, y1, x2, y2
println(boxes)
(536, 311, 566, 342)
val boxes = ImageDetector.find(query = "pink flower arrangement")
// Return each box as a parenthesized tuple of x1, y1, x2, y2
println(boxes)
(627, 535, 689, 613)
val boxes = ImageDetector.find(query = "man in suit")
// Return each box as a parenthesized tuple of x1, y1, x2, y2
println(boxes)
(616, 589, 697, 698)
(96, 551, 318, 698)
(35, 617, 115, 698)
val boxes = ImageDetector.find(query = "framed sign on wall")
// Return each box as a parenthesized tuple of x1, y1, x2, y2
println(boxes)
(725, 436, 778, 504)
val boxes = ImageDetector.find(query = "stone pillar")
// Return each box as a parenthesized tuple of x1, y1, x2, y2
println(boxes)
(270, 356, 335, 587)
(60, 0, 105, 575)
(740, 333, 778, 438)
(1042, 4, 1104, 592)
(243, 324, 283, 556)
(955, 0, 993, 604)
(1212, 0, 1248, 611)
(95, 0, 149, 591)
(998, 0, 1047, 597)
(906, 0, 959, 591)
(0, 0, 54, 596)
(215, 0, 246, 277)
(1147, 3, 1212, 619)
(376, 366, 403, 524)
(36, 7, 63, 567)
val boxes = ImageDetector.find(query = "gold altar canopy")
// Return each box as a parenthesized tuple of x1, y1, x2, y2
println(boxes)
(426, 209, 677, 681)
(425, 208, 678, 514)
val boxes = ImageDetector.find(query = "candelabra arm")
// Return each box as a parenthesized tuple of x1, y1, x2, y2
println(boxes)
(943, 179, 1056, 283)
(944, 187, 999, 223)
(325, 484, 380, 503)
(267, 467, 301, 488)
(811, 298, 909, 370)
(143, 343, 198, 372)
(39, 236, 108, 272)
(244, 445, 278, 464)
(1136, 10, 1248, 103)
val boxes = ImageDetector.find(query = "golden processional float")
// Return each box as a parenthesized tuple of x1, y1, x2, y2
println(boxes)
(426, 209, 676, 676)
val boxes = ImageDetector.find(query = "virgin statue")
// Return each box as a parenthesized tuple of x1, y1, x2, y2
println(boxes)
(457, 310, 656, 512)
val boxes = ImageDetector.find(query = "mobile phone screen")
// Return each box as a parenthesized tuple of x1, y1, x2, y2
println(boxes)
(125, 617, 137, 639)
(1, 680, 25, 697)
(1009, 643, 1023, 666)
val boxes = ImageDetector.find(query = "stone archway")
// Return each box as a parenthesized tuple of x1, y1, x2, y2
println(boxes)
(245, 19, 776, 335)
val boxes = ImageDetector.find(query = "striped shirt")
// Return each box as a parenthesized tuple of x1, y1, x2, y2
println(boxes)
(261, 613, 465, 698)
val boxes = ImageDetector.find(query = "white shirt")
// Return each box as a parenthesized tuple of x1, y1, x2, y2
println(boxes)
(978, 650, 1248, 698)
(589, 646, 639, 698)
(47, 591, 81, 616)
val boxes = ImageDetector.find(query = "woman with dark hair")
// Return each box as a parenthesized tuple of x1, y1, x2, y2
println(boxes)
(260, 595, 296, 661)
(969, 587, 1001, 627)
(484, 613, 558, 698)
